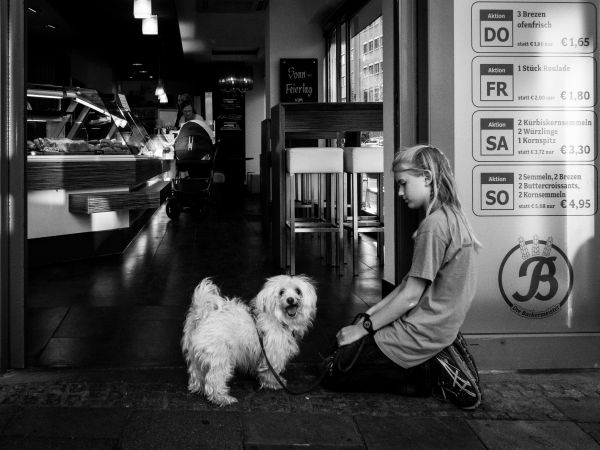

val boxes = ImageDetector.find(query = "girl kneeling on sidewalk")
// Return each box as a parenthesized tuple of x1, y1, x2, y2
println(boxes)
(323, 145, 482, 410)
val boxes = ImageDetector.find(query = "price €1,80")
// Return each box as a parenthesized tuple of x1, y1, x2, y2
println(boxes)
(560, 145, 592, 155)
(561, 37, 591, 48)
(560, 199, 592, 210)
(560, 91, 592, 101)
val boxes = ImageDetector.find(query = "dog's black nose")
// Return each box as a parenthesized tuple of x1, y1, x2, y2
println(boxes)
(286, 297, 295, 305)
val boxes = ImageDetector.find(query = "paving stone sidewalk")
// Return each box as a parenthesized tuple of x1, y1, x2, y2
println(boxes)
(0, 366, 599, 448)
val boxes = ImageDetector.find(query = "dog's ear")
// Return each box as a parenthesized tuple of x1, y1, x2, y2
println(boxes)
(253, 276, 280, 312)
(296, 275, 317, 309)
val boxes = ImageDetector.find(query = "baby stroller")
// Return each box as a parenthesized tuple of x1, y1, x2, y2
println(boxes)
(165, 120, 219, 220)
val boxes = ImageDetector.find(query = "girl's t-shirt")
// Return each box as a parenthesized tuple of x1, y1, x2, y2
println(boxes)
(375, 206, 478, 368)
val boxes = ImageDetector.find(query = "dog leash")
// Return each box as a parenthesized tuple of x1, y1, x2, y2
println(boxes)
(256, 329, 329, 395)
(255, 313, 369, 394)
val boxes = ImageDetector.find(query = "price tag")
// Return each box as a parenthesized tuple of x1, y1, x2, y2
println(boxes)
(472, 2, 596, 53)
(472, 56, 595, 107)
(472, 110, 596, 162)
(473, 164, 597, 216)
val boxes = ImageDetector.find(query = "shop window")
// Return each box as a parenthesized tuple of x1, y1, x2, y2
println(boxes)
(327, 28, 337, 102)
(340, 22, 347, 102)
(326, 0, 382, 104)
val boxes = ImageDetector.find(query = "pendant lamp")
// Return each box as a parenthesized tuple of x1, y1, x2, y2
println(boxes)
(142, 15, 158, 35)
(133, 0, 152, 18)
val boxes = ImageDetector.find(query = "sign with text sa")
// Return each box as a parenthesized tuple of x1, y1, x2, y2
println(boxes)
(280, 59, 318, 102)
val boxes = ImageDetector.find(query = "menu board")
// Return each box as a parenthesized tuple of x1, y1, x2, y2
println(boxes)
(455, 1, 600, 329)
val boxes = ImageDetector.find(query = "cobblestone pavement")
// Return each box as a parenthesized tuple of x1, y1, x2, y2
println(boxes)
(0, 366, 599, 448)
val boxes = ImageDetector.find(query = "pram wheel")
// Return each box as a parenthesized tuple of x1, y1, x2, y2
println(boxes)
(166, 198, 180, 220)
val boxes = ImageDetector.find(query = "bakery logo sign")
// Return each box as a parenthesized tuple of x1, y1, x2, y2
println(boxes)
(498, 235, 573, 319)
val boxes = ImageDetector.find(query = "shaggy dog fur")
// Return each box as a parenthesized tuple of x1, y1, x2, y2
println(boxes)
(181, 275, 317, 406)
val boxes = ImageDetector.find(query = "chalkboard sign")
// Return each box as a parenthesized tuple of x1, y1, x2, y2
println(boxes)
(280, 59, 318, 103)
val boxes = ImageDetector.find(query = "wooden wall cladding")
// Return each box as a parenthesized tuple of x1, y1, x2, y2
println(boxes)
(69, 180, 170, 214)
(27, 157, 167, 191)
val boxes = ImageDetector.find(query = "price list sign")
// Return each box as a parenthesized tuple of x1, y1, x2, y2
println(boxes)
(473, 56, 595, 107)
(473, 164, 597, 216)
(472, 110, 597, 162)
(472, 2, 597, 53)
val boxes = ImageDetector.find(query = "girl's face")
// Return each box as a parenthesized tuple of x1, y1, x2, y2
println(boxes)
(394, 164, 432, 211)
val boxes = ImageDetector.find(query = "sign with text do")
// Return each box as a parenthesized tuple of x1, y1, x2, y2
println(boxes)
(280, 59, 318, 103)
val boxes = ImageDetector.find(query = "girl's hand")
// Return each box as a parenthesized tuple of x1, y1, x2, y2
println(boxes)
(336, 324, 368, 347)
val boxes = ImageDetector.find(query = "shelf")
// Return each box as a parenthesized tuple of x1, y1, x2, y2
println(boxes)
(68, 180, 170, 214)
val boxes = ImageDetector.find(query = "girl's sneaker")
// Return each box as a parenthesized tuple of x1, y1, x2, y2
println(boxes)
(433, 335, 482, 410)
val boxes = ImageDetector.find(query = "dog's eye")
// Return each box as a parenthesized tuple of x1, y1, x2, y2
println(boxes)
(295, 288, 301, 296)
(279, 289, 285, 296)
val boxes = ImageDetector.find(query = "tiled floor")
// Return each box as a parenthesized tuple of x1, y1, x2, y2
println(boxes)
(26, 195, 384, 368)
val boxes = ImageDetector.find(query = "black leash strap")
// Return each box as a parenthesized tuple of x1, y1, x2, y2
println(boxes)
(256, 330, 329, 395)
(255, 313, 369, 395)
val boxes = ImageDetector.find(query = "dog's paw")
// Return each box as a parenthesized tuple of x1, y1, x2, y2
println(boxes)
(211, 394, 238, 407)
(260, 376, 286, 390)
(188, 382, 202, 394)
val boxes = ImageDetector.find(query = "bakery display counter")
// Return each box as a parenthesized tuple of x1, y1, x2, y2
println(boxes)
(27, 154, 170, 266)
(25, 85, 173, 265)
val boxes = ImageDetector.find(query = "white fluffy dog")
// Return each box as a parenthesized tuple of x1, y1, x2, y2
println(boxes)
(181, 275, 317, 406)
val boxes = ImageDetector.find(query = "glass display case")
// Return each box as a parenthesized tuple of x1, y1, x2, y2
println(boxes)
(26, 84, 155, 156)
(104, 93, 161, 156)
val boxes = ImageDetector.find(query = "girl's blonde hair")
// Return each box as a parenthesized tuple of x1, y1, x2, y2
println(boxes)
(392, 144, 482, 250)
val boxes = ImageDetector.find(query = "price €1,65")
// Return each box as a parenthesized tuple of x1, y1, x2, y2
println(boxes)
(560, 199, 592, 210)
(561, 37, 591, 48)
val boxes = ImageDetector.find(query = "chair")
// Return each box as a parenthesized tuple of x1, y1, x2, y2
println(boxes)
(343, 146, 384, 276)
(285, 147, 344, 275)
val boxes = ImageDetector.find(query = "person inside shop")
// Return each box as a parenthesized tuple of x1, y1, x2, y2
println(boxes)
(322, 144, 483, 410)
(174, 93, 193, 129)
(178, 100, 215, 145)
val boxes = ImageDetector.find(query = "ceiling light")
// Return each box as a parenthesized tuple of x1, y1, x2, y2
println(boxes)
(154, 79, 165, 96)
(27, 88, 63, 99)
(74, 97, 106, 114)
(132, 62, 143, 66)
(142, 15, 158, 35)
(27, 7, 38, 13)
(133, 0, 152, 18)
(45, 24, 56, 30)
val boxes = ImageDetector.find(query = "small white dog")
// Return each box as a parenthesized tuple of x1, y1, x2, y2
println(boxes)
(181, 275, 317, 406)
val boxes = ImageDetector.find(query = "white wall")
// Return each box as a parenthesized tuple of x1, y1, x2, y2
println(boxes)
(245, 62, 266, 176)
(265, 0, 326, 115)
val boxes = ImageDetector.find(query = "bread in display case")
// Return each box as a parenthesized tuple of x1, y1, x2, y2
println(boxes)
(26, 84, 155, 156)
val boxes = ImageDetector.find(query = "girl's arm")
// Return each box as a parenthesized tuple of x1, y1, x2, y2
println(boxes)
(336, 276, 427, 346)
(364, 278, 407, 316)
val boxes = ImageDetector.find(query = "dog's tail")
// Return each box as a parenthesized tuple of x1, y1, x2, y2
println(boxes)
(191, 278, 224, 312)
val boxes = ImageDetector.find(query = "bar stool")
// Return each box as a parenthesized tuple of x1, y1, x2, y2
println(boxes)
(343, 146, 384, 276)
(285, 147, 344, 275)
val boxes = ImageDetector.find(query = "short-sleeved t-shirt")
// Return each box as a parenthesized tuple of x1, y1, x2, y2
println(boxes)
(375, 206, 478, 368)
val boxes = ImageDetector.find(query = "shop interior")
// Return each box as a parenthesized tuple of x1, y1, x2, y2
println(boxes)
(23, 0, 388, 369)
